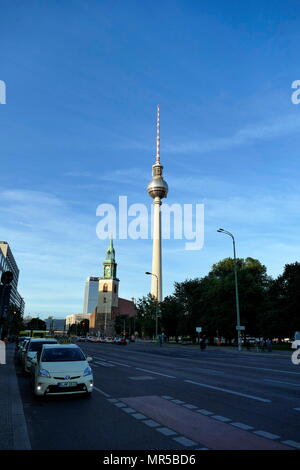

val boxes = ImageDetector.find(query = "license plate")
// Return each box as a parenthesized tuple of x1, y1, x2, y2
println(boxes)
(57, 382, 77, 387)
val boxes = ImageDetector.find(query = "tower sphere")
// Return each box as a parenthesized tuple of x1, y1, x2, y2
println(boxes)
(147, 176, 168, 199)
(147, 163, 168, 199)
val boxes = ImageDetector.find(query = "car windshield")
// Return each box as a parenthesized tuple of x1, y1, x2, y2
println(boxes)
(29, 341, 57, 352)
(41, 348, 86, 362)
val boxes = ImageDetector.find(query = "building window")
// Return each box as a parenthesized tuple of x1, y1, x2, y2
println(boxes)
(103, 297, 106, 303)
(114, 284, 117, 293)
(103, 283, 108, 292)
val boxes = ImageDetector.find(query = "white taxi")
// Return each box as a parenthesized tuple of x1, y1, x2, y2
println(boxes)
(31, 343, 93, 397)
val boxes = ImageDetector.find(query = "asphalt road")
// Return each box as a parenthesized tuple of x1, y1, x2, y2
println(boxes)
(17, 342, 300, 450)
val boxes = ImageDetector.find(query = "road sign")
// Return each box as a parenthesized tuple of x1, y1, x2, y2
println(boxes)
(236, 326, 245, 331)
(196, 327, 202, 333)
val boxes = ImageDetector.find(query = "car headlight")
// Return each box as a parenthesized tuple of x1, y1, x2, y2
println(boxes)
(38, 368, 51, 378)
(83, 366, 92, 377)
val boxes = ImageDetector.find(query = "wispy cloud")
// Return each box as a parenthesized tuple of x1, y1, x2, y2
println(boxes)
(164, 113, 300, 154)
(105, 112, 300, 156)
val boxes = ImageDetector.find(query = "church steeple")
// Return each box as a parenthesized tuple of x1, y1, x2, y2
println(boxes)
(102, 238, 117, 279)
(105, 237, 115, 263)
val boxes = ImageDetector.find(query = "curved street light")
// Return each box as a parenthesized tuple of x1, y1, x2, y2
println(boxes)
(217, 228, 242, 351)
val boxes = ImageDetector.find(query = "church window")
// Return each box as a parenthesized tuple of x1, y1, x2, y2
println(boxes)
(103, 283, 108, 292)
(103, 297, 106, 303)
(114, 285, 117, 293)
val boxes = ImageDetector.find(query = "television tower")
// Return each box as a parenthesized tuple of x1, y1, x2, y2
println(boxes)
(147, 105, 168, 301)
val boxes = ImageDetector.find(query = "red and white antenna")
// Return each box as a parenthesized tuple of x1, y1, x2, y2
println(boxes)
(156, 104, 160, 163)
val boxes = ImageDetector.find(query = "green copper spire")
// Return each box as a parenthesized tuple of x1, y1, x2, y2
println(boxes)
(102, 238, 117, 279)
(105, 237, 115, 262)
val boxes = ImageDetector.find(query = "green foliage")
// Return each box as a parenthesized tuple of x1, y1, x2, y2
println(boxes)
(135, 293, 158, 337)
(137, 258, 299, 342)
(1, 304, 25, 338)
(26, 317, 47, 331)
(115, 315, 128, 335)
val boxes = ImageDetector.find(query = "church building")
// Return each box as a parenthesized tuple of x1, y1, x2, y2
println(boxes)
(89, 239, 136, 336)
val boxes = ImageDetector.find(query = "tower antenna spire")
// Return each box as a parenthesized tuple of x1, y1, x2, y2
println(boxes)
(156, 104, 160, 163)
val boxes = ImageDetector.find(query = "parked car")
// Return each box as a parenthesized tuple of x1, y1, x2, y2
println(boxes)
(30, 343, 93, 398)
(23, 338, 58, 373)
(18, 339, 31, 364)
(104, 337, 114, 343)
(114, 337, 127, 345)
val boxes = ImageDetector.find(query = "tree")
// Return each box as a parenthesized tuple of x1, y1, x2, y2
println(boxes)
(135, 294, 158, 338)
(160, 257, 271, 344)
(261, 262, 300, 338)
(172, 279, 203, 339)
(79, 319, 89, 336)
(205, 257, 270, 340)
(1, 304, 25, 338)
(115, 315, 128, 336)
(160, 295, 182, 340)
(27, 317, 46, 331)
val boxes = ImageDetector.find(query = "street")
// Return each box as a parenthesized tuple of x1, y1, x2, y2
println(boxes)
(16, 342, 300, 450)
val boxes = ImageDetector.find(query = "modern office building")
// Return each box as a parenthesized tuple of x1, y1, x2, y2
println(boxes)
(83, 276, 100, 314)
(0, 241, 25, 314)
(45, 317, 66, 332)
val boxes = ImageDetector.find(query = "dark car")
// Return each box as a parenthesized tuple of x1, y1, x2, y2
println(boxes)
(114, 337, 127, 345)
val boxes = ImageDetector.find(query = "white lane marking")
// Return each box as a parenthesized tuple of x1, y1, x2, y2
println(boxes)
(294, 407, 300, 411)
(135, 367, 176, 378)
(264, 379, 300, 387)
(230, 422, 254, 431)
(143, 420, 160, 428)
(131, 413, 147, 420)
(253, 430, 280, 440)
(173, 436, 198, 447)
(212, 415, 231, 423)
(157, 427, 177, 436)
(107, 398, 118, 403)
(281, 440, 300, 449)
(122, 407, 136, 413)
(94, 361, 115, 367)
(107, 360, 131, 367)
(183, 404, 198, 410)
(197, 409, 214, 415)
(172, 400, 186, 404)
(93, 386, 110, 397)
(185, 379, 271, 403)
(161, 395, 174, 400)
(176, 357, 300, 376)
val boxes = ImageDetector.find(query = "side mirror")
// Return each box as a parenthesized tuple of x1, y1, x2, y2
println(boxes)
(86, 356, 93, 362)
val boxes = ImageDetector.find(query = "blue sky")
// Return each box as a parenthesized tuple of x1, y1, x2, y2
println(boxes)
(1, 0, 300, 318)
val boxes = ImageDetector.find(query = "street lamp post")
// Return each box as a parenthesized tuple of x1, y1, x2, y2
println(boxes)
(217, 228, 242, 351)
(145, 272, 159, 340)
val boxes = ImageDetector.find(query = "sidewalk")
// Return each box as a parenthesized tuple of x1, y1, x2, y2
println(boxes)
(0, 343, 31, 450)
(137, 340, 292, 358)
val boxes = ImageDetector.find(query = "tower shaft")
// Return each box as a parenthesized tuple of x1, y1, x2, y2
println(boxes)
(151, 197, 162, 301)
